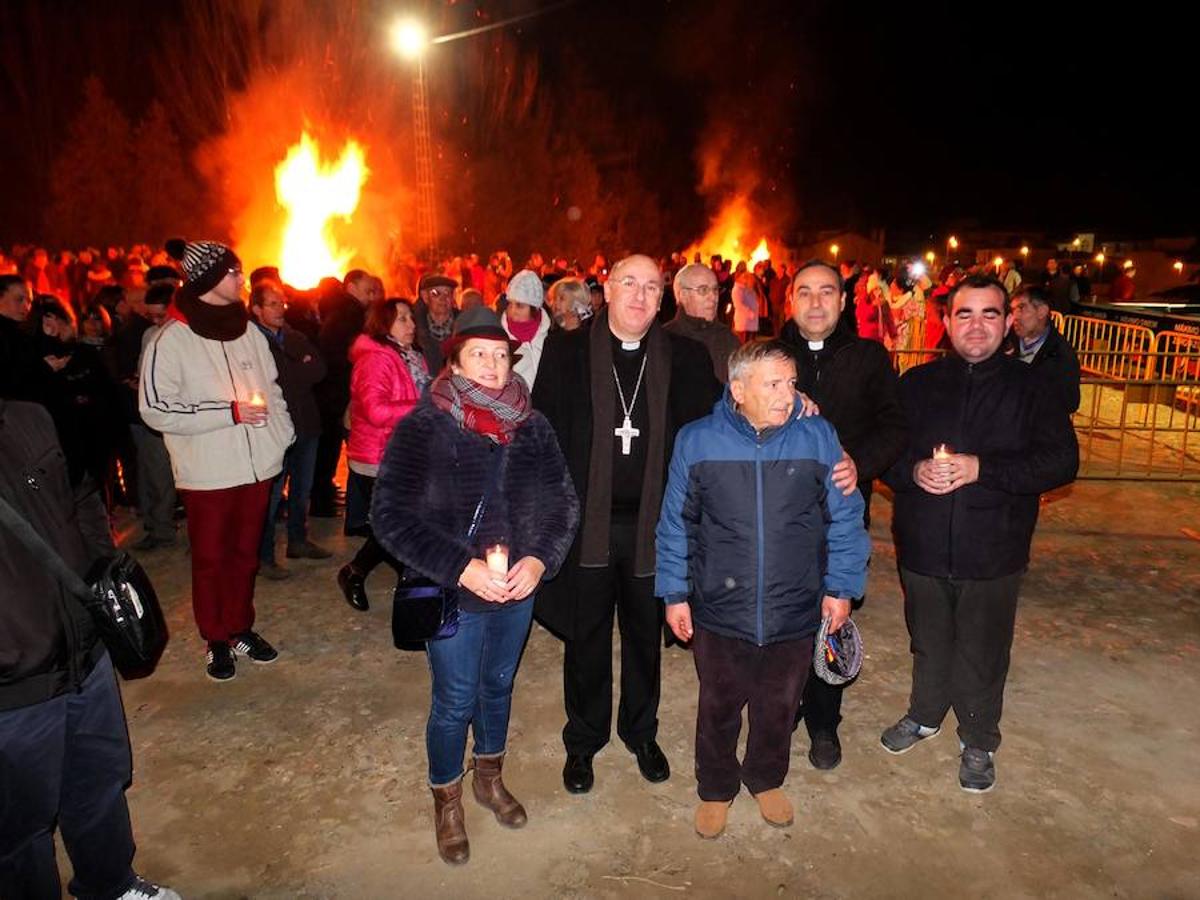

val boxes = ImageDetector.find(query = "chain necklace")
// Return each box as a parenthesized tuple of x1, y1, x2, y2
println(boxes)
(612, 355, 647, 456)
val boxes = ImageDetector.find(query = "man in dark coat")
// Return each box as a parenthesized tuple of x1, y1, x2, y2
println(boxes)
(0, 275, 51, 401)
(532, 254, 722, 794)
(1004, 285, 1081, 413)
(880, 275, 1078, 793)
(310, 269, 378, 516)
(0, 401, 180, 900)
(663, 263, 740, 383)
(778, 260, 908, 771)
(251, 281, 330, 574)
(412, 273, 459, 375)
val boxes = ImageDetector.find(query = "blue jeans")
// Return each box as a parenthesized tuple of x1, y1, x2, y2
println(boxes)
(425, 599, 535, 786)
(0, 653, 137, 900)
(259, 433, 319, 562)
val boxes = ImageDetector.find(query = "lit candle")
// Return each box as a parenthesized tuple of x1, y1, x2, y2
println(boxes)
(485, 543, 509, 576)
(933, 443, 954, 460)
(249, 391, 267, 428)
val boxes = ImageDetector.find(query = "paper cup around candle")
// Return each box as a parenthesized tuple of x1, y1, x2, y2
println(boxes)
(486, 543, 509, 575)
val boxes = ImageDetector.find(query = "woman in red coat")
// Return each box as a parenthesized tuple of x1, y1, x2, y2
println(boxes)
(337, 298, 431, 611)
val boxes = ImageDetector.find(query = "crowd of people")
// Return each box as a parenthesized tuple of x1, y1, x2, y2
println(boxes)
(1, 234, 1083, 893)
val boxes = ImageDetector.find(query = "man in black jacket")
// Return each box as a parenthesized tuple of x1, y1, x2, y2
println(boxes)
(779, 260, 908, 771)
(880, 275, 1078, 793)
(310, 269, 379, 516)
(533, 254, 722, 795)
(1004, 285, 1081, 413)
(251, 281, 331, 575)
(0, 401, 179, 900)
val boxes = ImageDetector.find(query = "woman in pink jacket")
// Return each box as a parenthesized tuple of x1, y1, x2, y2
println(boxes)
(337, 298, 431, 611)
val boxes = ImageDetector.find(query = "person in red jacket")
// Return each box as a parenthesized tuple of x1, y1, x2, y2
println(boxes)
(337, 298, 431, 611)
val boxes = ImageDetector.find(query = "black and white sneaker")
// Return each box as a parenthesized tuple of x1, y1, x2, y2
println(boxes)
(116, 875, 182, 899)
(205, 642, 235, 682)
(231, 630, 279, 664)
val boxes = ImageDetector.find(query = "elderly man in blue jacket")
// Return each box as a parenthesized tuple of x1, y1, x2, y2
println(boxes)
(656, 339, 870, 840)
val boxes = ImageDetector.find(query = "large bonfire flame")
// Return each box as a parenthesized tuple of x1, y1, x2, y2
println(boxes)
(274, 132, 368, 289)
(684, 195, 777, 269)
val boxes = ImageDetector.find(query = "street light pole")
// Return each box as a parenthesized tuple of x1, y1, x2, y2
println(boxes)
(411, 56, 439, 264)
(391, 18, 439, 264)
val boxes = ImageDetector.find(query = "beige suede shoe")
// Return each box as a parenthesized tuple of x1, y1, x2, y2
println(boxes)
(752, 789, 794, 827)
(694, 800, 732, 839)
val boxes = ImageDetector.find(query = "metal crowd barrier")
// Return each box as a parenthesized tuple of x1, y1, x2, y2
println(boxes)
(1074, 374, 1200, 480)
(1060, 315, 1156, 379)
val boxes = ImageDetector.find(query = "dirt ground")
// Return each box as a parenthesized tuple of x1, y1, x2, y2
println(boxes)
(76, 479, 1200, 899)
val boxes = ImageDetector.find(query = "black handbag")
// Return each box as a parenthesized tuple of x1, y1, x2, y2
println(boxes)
(391, 445, 506, 649)
(0, 496, 168, 678)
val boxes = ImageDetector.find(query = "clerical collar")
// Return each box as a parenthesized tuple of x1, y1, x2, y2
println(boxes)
(620, 340, 641, 351)
(807, 339, 824, 351)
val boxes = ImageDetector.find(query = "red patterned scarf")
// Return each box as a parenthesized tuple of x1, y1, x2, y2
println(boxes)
(429, 371, 532, 444)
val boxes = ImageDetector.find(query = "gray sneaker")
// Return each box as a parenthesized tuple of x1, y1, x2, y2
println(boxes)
(958, 747, 996, 793)
(880, 716, 941, 754)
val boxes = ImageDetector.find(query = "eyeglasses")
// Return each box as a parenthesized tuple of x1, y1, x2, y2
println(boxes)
(614, 276, 663, 299)
(681, 284, 718, 298)
(228, 267, 243, 278)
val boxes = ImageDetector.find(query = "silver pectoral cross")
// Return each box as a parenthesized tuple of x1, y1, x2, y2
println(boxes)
(615, 415, 640, 455)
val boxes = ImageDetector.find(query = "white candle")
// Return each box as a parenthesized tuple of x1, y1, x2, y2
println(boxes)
(249, 391, 267, 428)
(485, 544, 509, 575)
(933, 443, 953, 460)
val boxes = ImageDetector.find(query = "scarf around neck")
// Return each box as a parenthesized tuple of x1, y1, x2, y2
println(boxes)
(171, 286, 249, 341)
(430, 370, 532, 444)
(579, 308, 671, 575)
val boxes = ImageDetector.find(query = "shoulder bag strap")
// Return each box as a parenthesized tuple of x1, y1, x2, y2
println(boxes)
(0, 494, 93, 601)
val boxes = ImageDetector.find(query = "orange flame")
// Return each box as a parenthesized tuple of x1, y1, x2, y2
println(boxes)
(684, 195, 776, 269)
(274, 132, 368, 289)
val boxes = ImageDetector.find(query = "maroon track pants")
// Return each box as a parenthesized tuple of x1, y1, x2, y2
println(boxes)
(180, 479, 272, 643)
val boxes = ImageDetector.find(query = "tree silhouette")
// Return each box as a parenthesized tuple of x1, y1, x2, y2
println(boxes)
(46, 76, 136, 247)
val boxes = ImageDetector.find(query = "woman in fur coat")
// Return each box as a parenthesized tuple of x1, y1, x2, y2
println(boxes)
(371, 306, 579, 866)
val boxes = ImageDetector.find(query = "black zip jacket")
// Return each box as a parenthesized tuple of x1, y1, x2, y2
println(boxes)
(0, 402, 111, 711)
(884, 352, 1078, 579)
(779, 322, 908, 483)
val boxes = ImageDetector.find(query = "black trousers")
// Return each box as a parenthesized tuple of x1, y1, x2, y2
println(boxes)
(693, 626, 812, 800)
(798, 481, 872, 738)
(901, 567, 1022, 752)
(0, 654, 137, 900)
(563, 514, 661, 755)
(309, 418, 345, 513)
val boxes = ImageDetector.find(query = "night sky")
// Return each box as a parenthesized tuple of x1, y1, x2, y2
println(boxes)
(1, 0, 1195, 249)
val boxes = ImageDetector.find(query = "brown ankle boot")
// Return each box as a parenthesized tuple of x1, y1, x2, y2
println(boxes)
(471, 753, 528, 828)
(431, 781, 470, 864)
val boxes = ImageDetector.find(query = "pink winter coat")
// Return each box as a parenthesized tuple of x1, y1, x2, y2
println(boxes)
(347, 334, 427, 466)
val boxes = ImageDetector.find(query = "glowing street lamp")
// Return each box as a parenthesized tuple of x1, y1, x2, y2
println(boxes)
(1123, 259, 1134, 269)
(1019, 245, 1030, 258)
(390, 18, 428, 59)
(1174, 260, 1185, 274)
(948, 235, 958, 251)
(829, 243, 840, 260)
(925, 251, 936, 264)
(1094, 252, 1105, 266)
(992, 256, 1004, 273)
(1072, 237, 1082, 249)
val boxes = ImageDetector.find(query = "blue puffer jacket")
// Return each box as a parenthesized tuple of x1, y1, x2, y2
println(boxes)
(655, 391, 870, 646)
